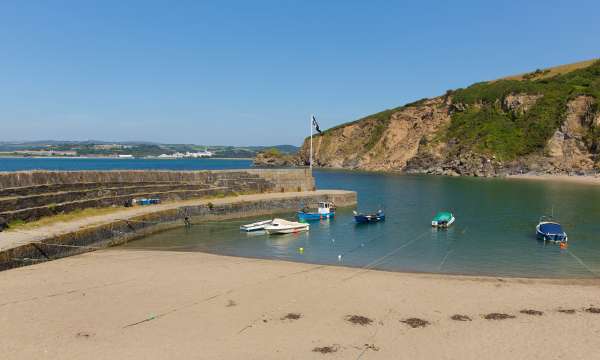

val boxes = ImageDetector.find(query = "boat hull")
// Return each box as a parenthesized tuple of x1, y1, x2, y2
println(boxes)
(241, 225, 266, 232)
(536, 224, 568, 242)
(432, 216, 455, 228)
(297, 211, 335, 222)
(354, 214, 385, 223)
(265, 224, 309, 234)
(240, 220, 273, 232)
(264, 218, 310, 235)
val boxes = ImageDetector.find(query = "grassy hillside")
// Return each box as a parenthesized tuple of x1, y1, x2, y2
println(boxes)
(448, 60, 600, 160)
(311, 59, 600, 162)
(501, 59, 598, 81)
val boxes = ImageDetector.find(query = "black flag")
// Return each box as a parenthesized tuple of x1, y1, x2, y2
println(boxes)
(312, 115, 322, 134)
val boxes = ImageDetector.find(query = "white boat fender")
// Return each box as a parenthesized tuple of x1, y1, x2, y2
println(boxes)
(338, 254, 342, 262)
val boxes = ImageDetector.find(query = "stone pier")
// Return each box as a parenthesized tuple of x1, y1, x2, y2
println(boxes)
(0, 189, 356, 271)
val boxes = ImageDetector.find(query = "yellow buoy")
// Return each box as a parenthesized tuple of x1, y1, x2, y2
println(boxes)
(298, 247, 304, 253)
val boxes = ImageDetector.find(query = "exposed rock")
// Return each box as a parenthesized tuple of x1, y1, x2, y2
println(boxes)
(253, 151, 301, 168)
(291, 57, 600, 178)
(300, 97, 452, 171)
(503, 93, 543, 114)
(296, 92, 599, 177)
(545, 96, 595, 171)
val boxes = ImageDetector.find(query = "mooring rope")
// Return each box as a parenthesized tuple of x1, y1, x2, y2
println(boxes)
(11, 257, 46, 263)
(32, 242, 105, 250)
(342, 230, 430, 282)
(438, 250, 454, 271)
(119, 228, 418, 333)
(336, 233, 385, 259)
(566, 249, 600, 278)
(115, 218, 161, 225)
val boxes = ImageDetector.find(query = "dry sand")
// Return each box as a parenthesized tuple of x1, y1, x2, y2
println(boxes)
(508, 173, 600, 186)
(1, 249, 599, 359)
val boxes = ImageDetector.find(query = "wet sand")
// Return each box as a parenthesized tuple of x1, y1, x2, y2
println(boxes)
(1, 249, 599, 359)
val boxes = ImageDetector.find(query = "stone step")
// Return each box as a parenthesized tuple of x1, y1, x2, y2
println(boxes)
(0, 187, 232, 223)
(215, 178, 273, 192)
(0, 181, 187, 197)
(0, 184, 213, 212)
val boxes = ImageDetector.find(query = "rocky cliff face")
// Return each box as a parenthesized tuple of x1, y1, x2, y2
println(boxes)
(296, 95, 600, 176)
(298, 97, 452, 171)
(252, 151, 303, 167)
(544, 96, 597, 171)
(291, 61, 600, 176)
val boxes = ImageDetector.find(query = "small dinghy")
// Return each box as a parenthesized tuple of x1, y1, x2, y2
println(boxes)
(265, 218, 310, 234)
(536, 216, 567, 243)
(431, 211, 455, 228)
(353, 210, 385, 223)
(240, 219, 273, 232)
(297, 201, 335, 221)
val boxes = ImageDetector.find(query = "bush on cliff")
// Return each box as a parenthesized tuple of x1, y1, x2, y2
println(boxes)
(448, 60, 600, 160)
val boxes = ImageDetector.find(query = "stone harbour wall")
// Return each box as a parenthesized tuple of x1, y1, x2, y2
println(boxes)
(0, 190, 356, 271)
(0, 169, 316, 222)
(0, 169, 315, 191)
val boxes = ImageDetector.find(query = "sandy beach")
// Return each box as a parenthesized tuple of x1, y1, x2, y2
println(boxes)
(1, 249, 599, 359)
(508, 173, 600, 186)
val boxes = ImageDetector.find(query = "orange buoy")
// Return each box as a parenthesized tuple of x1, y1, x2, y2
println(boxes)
(560, 242, 568, 249)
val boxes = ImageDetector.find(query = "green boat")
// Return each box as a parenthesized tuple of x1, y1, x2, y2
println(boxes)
(431, 211, 455, 228)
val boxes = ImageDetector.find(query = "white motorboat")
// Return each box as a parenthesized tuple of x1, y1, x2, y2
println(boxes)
(264, 218, 310, 234)
(240, 219, 273, 232)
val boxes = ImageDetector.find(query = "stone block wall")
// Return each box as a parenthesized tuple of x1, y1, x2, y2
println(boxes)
(0, 169, 315, 223)
(0, 189, 356, 271)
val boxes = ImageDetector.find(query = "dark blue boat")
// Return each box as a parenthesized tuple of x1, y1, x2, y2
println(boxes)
(536, 216, 567, 243)
(353, 210, 385, 223)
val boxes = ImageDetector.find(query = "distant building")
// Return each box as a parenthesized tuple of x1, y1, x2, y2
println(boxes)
(156, 150, 213, 159)
(15, 150, 77, 157)
(187, 150, 214, 158)
(93, 144, 132, 150)
(117, 154, 134, 158)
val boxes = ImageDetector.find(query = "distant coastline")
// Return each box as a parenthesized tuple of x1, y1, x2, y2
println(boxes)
(0, 155, 252, 160)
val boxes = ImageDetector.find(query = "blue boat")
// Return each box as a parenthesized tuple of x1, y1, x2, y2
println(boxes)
(135, 198, 161, 206)
(353, 210, 385, 223)
(431, 211, 455, 228)
(536, 216, 567, 243)
(297, 201, 335, 222)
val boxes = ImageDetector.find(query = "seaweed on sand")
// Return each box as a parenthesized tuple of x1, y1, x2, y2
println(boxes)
(401, 318, 430, 328)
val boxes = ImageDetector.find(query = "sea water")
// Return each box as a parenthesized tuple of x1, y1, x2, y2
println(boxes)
(3, 158, 600, 278)
(122, 168, 600, 278)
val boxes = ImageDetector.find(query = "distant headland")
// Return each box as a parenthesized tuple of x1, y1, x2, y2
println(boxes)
(0, 141, 299, 160)
(255, 59, 600, 178)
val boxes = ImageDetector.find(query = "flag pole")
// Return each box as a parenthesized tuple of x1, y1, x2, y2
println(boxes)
(309, 114, 313, 170)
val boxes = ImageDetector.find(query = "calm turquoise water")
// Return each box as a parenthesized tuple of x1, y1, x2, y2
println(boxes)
(3, 158, 600, 278)
(124, 170, 600, 278)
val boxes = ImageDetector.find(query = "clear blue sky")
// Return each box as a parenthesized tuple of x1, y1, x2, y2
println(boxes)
(1, 0, 598, 146)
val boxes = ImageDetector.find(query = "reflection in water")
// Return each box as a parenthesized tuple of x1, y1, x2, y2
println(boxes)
(121, 171, 600, 278)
